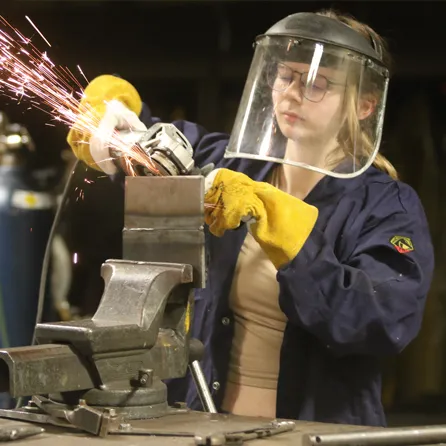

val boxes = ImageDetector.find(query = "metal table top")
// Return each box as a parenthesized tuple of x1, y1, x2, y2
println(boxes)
(0, 411, 373, 445)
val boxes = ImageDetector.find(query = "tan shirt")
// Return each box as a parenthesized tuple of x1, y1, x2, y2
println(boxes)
(220, 166, 323, 418)
(221, 170, 287, 419)
(221, 231, 287, 418)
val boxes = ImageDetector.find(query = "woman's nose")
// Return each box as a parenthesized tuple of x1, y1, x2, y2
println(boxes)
(284, 80, 303, 103)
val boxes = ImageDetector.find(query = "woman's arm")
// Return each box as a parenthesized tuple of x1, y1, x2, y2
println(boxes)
(277, 183, 434, 357)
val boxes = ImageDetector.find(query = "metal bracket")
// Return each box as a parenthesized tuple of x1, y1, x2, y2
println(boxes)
(123, 176, 206, 288)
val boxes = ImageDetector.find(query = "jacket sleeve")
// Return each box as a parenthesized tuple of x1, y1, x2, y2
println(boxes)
(277, 184, 435, 357)
(139, 103, 229, 168)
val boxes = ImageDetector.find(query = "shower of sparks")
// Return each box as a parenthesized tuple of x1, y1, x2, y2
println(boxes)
(25, 15, 51, 47)
(0, 15, 160, 177)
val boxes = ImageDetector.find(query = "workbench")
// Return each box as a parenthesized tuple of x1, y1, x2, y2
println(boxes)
(0, 412, 377, 445)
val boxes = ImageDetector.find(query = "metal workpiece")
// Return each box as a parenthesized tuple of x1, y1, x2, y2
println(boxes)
(123, 176, 206, 288)
(124, 230, 205, 288)
(302, 424, 446, 445)
(124, 175, 204, 228)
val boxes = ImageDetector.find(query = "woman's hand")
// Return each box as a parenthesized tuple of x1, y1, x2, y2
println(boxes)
(204, 168, 319, 269)
(67, 75, 146, 174)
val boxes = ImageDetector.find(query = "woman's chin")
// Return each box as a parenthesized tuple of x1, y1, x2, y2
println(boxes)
(279, 124, 308, 142)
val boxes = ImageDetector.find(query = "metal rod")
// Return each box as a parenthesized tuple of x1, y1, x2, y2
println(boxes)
(189, 360, 217, 414)
(303, 424, 446, 446)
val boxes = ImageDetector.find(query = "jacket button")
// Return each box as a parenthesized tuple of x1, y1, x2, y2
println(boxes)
(212, 381, 220, 391)
(221, 317, 230, 326)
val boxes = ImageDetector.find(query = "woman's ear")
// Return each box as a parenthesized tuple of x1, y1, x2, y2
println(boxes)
(358, 96, 377, 120)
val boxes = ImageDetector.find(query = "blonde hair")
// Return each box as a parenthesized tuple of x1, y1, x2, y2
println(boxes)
(316, 9, 398, 180)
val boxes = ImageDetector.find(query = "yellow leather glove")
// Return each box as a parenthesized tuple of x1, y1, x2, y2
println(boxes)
(67, 74, 144, 173)
(204, 168, 319, 269)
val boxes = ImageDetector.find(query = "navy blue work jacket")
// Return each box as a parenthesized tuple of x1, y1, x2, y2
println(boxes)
(140, 108, 434, 427)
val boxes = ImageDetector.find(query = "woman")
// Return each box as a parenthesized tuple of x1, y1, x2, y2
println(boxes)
(67, 10, 434, 426)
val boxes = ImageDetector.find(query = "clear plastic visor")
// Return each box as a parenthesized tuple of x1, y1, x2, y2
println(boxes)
(224, 36, 389, 178)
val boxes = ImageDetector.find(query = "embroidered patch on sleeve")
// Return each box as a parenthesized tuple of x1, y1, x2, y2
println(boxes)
(390, 235, 414, 254)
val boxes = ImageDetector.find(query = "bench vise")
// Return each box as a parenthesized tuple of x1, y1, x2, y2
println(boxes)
(0, 124, 216, 435)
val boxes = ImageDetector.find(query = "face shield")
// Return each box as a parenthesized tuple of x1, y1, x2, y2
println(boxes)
(224, 28, 389, 178)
